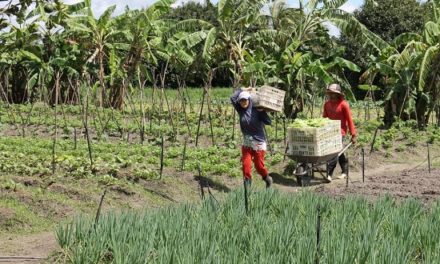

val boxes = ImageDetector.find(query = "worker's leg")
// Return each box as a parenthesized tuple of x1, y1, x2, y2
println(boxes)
(253, 150, 268, 178)
(241, 146, 253, 180)
(339, 153, 348, 175)
(327, 156, 338, 177)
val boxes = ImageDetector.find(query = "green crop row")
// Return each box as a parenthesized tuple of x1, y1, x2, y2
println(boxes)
(56, 190, 440, 263)
(0, 136, 291, 182)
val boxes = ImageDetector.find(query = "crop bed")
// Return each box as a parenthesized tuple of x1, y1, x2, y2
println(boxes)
(56, 190, 440, 263)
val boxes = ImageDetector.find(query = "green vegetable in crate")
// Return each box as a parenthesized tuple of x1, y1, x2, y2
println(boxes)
(288, 118, 332, 128)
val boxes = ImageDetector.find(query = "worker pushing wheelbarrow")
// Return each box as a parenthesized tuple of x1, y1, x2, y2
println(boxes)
(287, 84, 357, 186)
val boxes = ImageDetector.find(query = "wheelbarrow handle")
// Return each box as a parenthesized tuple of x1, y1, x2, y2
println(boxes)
(338, 142, 353, 158)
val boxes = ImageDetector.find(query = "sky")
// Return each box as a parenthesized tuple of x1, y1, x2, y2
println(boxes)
(63, 0, 364, 36)
(61, 0, 365, 17)
(2, 0, 365, 35)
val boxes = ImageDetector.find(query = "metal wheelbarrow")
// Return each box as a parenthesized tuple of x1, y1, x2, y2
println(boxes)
(286, 142, 352, 186)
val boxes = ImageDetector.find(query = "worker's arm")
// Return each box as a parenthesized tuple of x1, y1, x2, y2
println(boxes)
(230, 88, 243, 112)
(322, 102, 328, 118)
(342, 101, 356, 143)
(258, 109, 272, 125)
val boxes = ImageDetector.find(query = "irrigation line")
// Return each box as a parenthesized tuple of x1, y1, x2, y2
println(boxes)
(0, 256, 45, 260)
(407, 156, 440, 172)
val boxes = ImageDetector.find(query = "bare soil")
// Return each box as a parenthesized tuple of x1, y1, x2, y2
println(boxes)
(315, 168, 440, 204)
(0, 232, 57, 264)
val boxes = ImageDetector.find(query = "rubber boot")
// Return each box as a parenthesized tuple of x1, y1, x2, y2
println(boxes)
(244, 178, 252, 189)
(263, 176, 273, 188)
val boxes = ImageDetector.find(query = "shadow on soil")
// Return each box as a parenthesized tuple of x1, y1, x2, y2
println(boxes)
(269, 172, 329, 187)
(269, 172, 297, 186)
(194, 176, 231, 193)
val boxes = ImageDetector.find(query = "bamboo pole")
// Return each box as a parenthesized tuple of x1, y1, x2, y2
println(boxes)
(51, 73, 60, 175)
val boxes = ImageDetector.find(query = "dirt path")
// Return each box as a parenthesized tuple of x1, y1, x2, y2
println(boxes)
(0, 232, 57, 264)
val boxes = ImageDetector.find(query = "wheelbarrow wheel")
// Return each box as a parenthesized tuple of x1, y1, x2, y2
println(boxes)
(295, 166, 305, 186)
(295, 175, 302, 186)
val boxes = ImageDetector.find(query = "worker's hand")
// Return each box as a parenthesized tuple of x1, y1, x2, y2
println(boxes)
(351, 136, 356, 145)
(242, 87, 256, 93)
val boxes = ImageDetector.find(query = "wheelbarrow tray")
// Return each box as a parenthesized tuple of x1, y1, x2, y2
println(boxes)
(286, 150, 341, 164)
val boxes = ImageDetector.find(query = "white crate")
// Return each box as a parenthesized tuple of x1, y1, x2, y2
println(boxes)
(287, 119, 342, 157)
(288, 120, 341, 144)
(288, 135, 342, 156)
(251, 85, 285, 112)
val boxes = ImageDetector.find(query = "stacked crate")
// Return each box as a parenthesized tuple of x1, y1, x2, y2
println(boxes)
(250, 85, 285, 112)
(287, 119, 342, 156)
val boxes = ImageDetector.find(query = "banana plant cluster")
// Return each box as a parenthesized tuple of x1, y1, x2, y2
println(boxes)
(2, 0, 436, 126)
(361, 0, 440, 127)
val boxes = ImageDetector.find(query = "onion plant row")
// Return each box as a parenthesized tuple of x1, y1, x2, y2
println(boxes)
(57, 190, 440, 263)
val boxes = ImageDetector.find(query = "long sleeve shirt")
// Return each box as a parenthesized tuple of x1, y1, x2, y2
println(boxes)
(323, 99, 356, 137)
(230, 89, 272, 143)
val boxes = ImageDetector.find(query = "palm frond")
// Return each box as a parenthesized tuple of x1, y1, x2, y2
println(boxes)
(164, 19, 213, 41)
(392, 33, 422, 48)
(418, 45, 440, 92)
(424, 21, 440, 46)
(97, 5, 116, 28)
(394, 41, 425, 71)
(203, 27, 217, 60)
(327, 9, 389, 52)
(323, 0, 348, 9)
(178, 31, 207, 49)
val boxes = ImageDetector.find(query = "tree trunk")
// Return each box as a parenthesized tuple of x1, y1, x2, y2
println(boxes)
(11, 65, 28, 103)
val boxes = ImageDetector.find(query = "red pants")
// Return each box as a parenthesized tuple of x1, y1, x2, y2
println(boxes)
(241, 146, 268, 180)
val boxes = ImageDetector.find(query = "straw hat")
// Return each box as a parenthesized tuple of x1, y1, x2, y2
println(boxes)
(326, 84, 344, 96)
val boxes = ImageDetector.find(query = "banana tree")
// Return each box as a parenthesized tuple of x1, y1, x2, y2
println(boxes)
(361, 0, 440, 127)
(249, 0, 376, 118)
(108, 0, 175, 109)
(66, 0, 120, 107)
(0, 22, 41, 103)
(24, 0, 85, 104)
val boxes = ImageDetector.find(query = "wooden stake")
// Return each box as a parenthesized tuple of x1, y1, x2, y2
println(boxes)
(52, 72, 60, 175)
(369, 127, 379, 154)
(94, 188, 107, 226)
(195, 88, 206, 147)
(362, 148, 365, 183)
(198, 163, 205, 199)
(427, 143, 431, 174)
(74, 128, 77, 150)
(181, 137, 188, 172)
(315, 206, 321, 264)
(346, 151, 349, 188)
(160, 135, 164, 179)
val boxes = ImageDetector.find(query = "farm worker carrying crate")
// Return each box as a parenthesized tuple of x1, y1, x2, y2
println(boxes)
(231, 87, 273, 188)
(323, 83, 357, 182)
